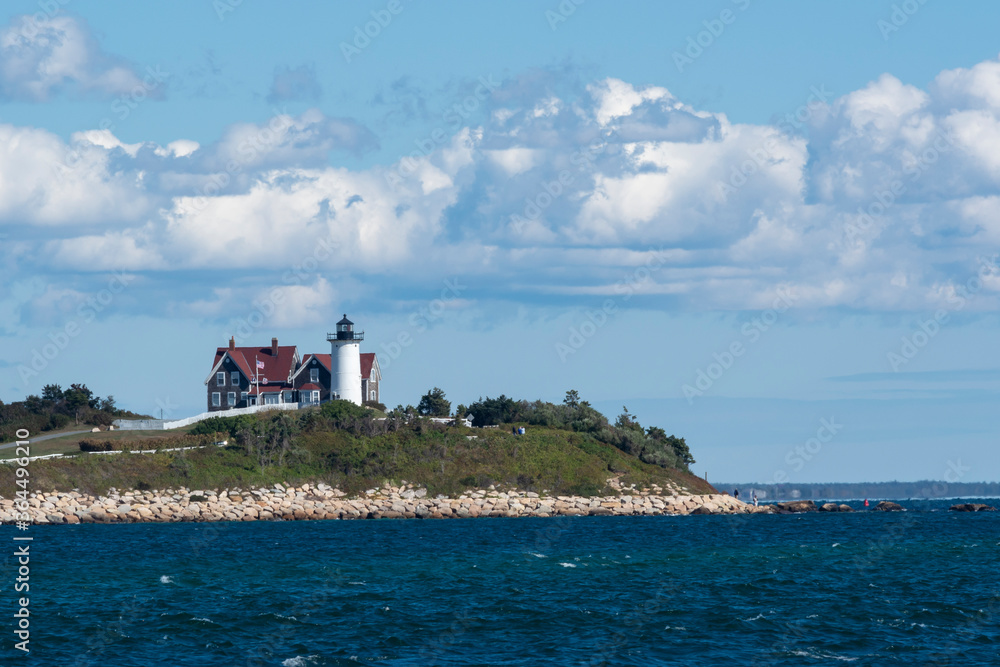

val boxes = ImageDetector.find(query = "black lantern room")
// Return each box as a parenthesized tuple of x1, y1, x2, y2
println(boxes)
(328, 314, 364, 341)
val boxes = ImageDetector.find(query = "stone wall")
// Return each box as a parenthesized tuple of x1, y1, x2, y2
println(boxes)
(1, 481, 765, 525)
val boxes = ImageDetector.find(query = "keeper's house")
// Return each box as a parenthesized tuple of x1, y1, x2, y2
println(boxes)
(205, 315, 381, 412)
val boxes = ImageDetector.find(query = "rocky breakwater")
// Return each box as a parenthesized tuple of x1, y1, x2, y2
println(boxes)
(949, 503, 996, 512)
(0, 481, 760, 524)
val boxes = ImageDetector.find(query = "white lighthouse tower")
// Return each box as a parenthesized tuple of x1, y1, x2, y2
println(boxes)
(328, 314, 363, 405)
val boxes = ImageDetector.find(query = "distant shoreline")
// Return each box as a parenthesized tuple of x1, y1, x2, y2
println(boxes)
(718, 480, 1000, 502)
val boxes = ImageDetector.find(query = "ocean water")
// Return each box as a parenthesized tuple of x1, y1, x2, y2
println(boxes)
(5, 499, 999, 666)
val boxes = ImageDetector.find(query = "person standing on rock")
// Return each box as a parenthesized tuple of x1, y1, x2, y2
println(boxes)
(734, 488, 740, 500)
(752, 492, 758, 507)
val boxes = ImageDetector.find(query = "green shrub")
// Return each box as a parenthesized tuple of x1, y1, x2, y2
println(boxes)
(567, 480, 605, 496)
(47, 413, 71, 431)
(190, 415, 258, 438)
(320, 400, 370, 423)
(78, 432, 227, 452)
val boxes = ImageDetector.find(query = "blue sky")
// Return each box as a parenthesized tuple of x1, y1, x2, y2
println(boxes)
(3, 0, 1000, 483)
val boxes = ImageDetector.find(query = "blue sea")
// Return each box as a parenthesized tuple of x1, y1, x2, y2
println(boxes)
(5, 498, 999, 666)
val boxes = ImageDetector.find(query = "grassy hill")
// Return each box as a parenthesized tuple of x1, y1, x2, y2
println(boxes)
(0, 401, 714, 498)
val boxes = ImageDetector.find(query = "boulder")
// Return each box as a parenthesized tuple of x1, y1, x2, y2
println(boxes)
(949, 503, 997, 512)
(872, 501, 904, 512)
(588, 507, 613, 516)
(818, 503, 854, 512)
(776, 500, 817, 513)
(689, 506, 714, 515)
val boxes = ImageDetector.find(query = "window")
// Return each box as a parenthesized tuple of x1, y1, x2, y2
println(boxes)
(310, 368, 319, 383)
(241, 392, 248, 402)
(370, 390, 376, 401)
(311, 390, 320, 403)
(284, 391, 294, 403)
(227, 392, 236, 406)
(216, 372, 225, 386)
(264, 394, 279, 405)
(211, 392, 220, 407)
(231, 371, 240, 385)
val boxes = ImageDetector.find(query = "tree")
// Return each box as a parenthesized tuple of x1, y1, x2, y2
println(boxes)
(23, 395, 45, 414)
(564, 390, 580, 409)
(615, 406, 642, 432)
(668, 435, 695, 467)
(646, 426, 668, 442)
(454, 404, 468, 419)
(237, 412, 298, 469)
(646, 427, 695, 468)
(418, 387, 451, 417)
(466, 395, 518, 426)
(63, 384, 96, 423)
(42, 384, 64, 403)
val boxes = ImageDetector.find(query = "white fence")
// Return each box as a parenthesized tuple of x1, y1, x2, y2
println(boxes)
(0, 440, 229, 464)
(113, 403, 300, 431)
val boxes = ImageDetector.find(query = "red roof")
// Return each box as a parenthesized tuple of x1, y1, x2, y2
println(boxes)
(301, 353, 331, 371)
(298, 383, 321, 391)
(361, 352, 376, 379)
(254, 386, 285, 393)
(210, 344, 298, 387)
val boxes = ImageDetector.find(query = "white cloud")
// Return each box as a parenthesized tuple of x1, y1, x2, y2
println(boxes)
(0, 124, 152, 226)
(484, 147, 540, 175)
(205, 108, 377, 170)
(262, 278, 337, 328)
(72, 129, 143, 156)
(10, 61, 1000, 318)
(0, 15, 151, 101)
(932, 56, 1000, 110)
(588, 78, 672, 126)
(155, 139, 200, 158)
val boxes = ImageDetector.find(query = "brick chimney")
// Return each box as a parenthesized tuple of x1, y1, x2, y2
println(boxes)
(271, 337, 278, 356)
(229, 337, 236, 352)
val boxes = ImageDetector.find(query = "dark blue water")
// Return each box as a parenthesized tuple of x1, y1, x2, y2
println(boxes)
(4, 499, 999, 666)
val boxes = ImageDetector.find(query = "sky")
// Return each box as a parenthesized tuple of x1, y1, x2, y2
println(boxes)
(2, 0, 1000, 484)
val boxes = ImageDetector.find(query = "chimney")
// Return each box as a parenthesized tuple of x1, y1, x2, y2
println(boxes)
(272, 337, 279, 356)
(229, 337, 236, 352)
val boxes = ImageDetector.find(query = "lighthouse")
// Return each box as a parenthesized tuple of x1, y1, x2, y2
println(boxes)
(327, 314, 363, 405)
